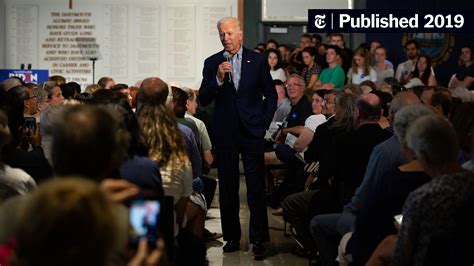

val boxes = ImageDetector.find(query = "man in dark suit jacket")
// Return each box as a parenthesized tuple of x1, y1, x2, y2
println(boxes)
(199, 17, 277, 260)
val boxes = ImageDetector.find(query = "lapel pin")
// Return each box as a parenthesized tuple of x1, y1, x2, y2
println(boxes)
(247, 60, 250, 63)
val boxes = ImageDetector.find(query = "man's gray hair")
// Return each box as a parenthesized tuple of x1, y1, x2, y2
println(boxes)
(39, 81, 57, 99)
(32, 86, 48, 103)
(394, 105, 432, 143)
(288, 74, 305, 87)
(406, 114, 459, 164)
(217, 17, 241, 31)
(41, 105, 66, 136)
(2, 78, 22, 91)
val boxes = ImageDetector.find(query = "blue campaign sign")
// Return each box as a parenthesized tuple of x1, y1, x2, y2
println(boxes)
(0, 69, 49, 84)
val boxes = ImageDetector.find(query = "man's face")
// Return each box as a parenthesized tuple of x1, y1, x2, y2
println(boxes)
(300, 37, 311, 49)
(186, 96, 197, 115)
(266, 42, 277, 50)
(326, 48, 339, 65)
(286, 77, 305, 101)
(330, 36, 344, 48)
(322, 93, 336, 116)
(370, 41, 381, 54)
(461, 47, 472, 63)
(49, 86, 64, 106)
(311, 37, 320, 48)
(24, 88, 37, 115)
(278, 46, 288, 60)
(406, 43, 419, 60)
(121, 88, 133, 107)
(219, 20, 243, 55)
(105, 80, 115, 89)
(421, 89, 434, 108)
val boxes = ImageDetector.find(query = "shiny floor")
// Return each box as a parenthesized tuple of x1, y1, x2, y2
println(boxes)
(205, 169, 309, 265)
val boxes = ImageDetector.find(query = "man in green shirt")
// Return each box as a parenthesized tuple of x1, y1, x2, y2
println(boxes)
(316, 45, 346, 90)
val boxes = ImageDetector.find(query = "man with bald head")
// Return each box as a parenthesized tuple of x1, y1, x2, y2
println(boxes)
(137, 77, 169, 109)
(199, 17, 277, 259)
(310, 92, 419, 266)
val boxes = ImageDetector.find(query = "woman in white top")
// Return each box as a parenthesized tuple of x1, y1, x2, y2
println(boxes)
(266, 48, 287, 82)
(138, 104, 204, 239)
(409, 54, 437, 87)
(373, 46, 394, 89)
(293, 91, 327, 152)
(347, 47, 377, 85)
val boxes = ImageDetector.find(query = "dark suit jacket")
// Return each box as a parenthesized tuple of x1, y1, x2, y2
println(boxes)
(332, 123, 392, 205)
(199, 47, 277, 147)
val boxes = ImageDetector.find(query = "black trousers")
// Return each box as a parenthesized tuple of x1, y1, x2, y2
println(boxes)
(216, 133, 269, 243)
(200, 175, 217, 210)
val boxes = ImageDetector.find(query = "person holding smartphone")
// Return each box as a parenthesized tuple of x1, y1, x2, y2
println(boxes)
(2, 86, 52, 183)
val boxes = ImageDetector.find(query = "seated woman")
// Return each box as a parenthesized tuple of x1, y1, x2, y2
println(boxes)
(274, 90, 327, 163)
(266, 48, 288, 82)
(300, 47, 322, 90)
(138, 103, 205, 240)
(367, 115, 473, 266)
(373, 46, 394, 89)
(408, 54, 437, 87)
(292, 91, 327, 153)
(279, 93, 357, 257)
(347, 47, 377, 85)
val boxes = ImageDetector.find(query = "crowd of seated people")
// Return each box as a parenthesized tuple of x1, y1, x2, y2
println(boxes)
(255, 35, 473, 265)
(0, 75, 219, 265)
(0, 33, 473, 266)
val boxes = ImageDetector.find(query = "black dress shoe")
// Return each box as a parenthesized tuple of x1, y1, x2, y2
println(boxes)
(252, 241, 265, 260)
(223, 240, 240, 252)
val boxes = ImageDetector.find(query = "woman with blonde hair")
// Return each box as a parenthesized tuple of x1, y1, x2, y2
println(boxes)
(347, 47, 377, 85)
(138, 104, 204, 240)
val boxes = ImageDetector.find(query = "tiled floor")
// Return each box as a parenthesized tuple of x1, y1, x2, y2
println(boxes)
(205, 170, 309, 265)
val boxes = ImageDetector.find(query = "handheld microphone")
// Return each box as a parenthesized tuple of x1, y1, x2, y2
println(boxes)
(20, 64, 24, 70)
(27, 64, 32, 70)
(222, 51, 232, 83)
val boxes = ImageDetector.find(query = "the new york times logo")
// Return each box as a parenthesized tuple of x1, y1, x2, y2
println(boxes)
(314, 14, 326, 29)
(308, 9, 472, 33)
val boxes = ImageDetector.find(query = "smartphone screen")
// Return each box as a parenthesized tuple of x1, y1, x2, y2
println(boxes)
(24, 117, 36, 135)
(129, 199, 161, 248)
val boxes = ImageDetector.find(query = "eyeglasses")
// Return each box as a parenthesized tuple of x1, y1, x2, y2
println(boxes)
(286, 83, 303, 89)
(323, 99, 335, 104)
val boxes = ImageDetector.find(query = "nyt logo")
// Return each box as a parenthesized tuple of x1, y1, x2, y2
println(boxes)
(314, 14, 326, 29)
